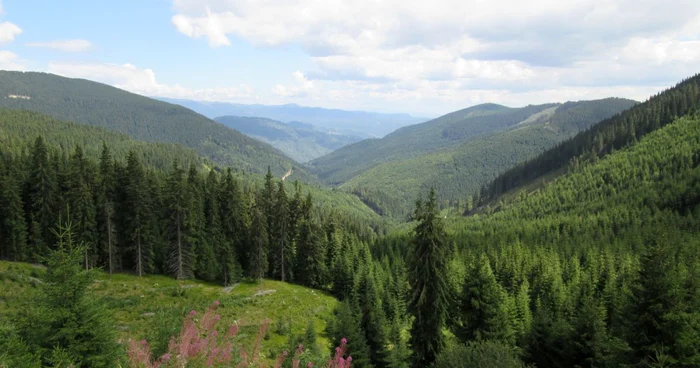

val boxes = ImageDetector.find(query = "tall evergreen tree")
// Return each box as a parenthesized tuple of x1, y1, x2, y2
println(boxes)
(0, 165, 28, 261)
(122, 152, 154, 276)
(270, 180, 293, 281)
(26, 136, 56, 260)
(68, 146, 97, 269)
(96, 143, 117, 274)
(219, 168, 245, 284)
(407, 188, 451, 367)
(165, 160, 193, 280)
(249, 199, 269, 283)
(458, 253, 515, 344)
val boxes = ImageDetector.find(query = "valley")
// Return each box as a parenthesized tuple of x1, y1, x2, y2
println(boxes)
(0, 7, 699, 365)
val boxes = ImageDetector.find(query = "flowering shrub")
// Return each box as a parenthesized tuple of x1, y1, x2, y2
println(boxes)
(126, 301, 352, 368)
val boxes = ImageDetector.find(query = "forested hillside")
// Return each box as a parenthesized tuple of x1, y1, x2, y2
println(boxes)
(331, 99, 636, 217)
(0, 71, 308, 180)
(485, 73, 700, 201)
(310, 99, 634, 187)
(361, 113, 700, 368)
(0, 109, 205, 170)
(215, 115, 362, 163)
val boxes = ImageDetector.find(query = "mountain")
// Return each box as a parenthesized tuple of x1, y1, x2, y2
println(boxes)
(214, 116, 363, 163)
(0, 71, 309, 180)
(309, 98, 636, 216)
(158, 97, 428, 138)
(484, 73, 700, 202)
(0, 109, 205, 170)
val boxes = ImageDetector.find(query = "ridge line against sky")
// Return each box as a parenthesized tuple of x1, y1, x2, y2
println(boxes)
(0, 0, 698, 116)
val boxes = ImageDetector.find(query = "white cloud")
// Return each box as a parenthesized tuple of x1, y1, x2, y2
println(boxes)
(168, 0, 700, 115)
(47, 61, 258, 102)
(27, 39, 93, 52)
(0, 50, 25, 70)
(0, 21, 21, 44)
(273, 71, 313, 97)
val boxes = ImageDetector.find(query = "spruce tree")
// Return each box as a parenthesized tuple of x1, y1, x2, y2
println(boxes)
(407, 188, 451, 367)
(328, 301, 373, 368)
(249, 199, 269, 283)
(0, 167, 28, 261)
(16, 218, 118, 367)
(26, 136, 56, 260)
(96, 143, 117, 274)
(458, 253, 515, 344)
(219, 168, 245, 284)
(165, 160, 193, 280)
(271, 180, 293, 281)
(123, 152, 154, 276)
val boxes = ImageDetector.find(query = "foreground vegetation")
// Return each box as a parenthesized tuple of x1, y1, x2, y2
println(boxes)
(1, 73, 700, 368)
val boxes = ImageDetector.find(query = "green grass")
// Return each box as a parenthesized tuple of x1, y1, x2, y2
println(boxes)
(0, 261, 338, 362)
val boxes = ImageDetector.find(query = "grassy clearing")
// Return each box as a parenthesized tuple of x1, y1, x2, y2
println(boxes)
(0, 261, 338, 362)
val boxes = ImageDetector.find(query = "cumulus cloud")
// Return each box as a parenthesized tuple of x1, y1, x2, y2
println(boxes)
(167, 0, 700, 114)
(0, 50, 25, 70)
(47, 61, 258, 102)
(27, 39, 93, 52)
(0, 21, 21, 44)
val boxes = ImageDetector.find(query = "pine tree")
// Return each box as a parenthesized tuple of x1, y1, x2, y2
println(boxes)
(295, 213, 327, 289)
(96, 144, 117, 274)
(68, 146, 97, 269)
(202, 170, 225, 283)
(219, 168, 245, 284)
(165, 160, 193, 280)
(328, 301, 374, 368)
(248, 199, 268, 283)
(123, 152, 154, 276)
(407, 188, 451, 367)
(16, 217, 119, 367)
(0, 167, 28, 261)
(631, 237, 700, 366)
(271, 180, 293, 281)
(458, 253, 515, 344)
(26, 136, 56, 260)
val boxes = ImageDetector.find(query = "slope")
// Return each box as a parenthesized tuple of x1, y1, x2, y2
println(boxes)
(484, 73, 700, 201)
(0, 71, 309, 180)
(215, 116, 362, 163)
(159, 98, 427, 138)
(316, 99, 635, 217)
(310, 99, 635, 187)
(0, 109, 205, 170)
(0, 261, 338, 364)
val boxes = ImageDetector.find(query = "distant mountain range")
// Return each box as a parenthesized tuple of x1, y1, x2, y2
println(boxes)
(309, 98, 638, 217)
(0, 71, 311, 181)
(214, 116, 363, 163)
(157, 98, 428, 138)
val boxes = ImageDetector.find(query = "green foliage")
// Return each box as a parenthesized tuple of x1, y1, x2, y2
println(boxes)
(0, 71, 309, 179)
(313, 99, 634, 217)
(433, 341, 528, 368)
(408, 189, 452, 367)
(13, 219, 119, 367)
(486, 73, 700, 201)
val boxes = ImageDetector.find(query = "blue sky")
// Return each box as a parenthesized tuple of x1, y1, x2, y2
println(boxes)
(1, 0, 699, 116)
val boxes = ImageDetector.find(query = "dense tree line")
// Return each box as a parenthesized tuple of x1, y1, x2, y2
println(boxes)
(359, 114, 700, 367)
(0, 137, 378, 291)
(485, 73, 700, 201)
(0, 71, 306, 179)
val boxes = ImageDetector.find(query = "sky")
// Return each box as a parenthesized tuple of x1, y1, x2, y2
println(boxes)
(0, 0, 699, 116)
